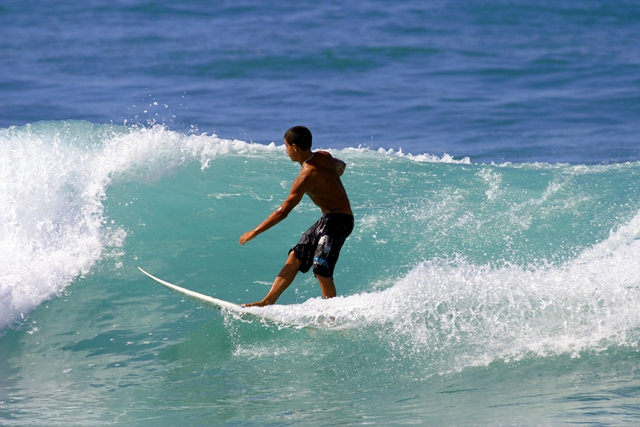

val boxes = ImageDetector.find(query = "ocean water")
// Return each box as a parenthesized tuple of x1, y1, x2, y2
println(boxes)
(2, 1, 640, 426)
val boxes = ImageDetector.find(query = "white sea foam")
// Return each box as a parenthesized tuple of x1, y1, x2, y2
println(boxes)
(254, 209, 640, 371)
(342, 146, 471, 164)
(0, 121, 271, 330)
(0, 121, 480, 331)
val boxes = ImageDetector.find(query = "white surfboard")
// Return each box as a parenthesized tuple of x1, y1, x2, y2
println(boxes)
(139, 267, 313, 328)
(138, 267, 248, 315)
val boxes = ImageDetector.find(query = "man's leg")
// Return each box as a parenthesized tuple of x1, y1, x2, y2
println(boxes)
(316, 275, 337, 299)
(243, 251, 302, 307)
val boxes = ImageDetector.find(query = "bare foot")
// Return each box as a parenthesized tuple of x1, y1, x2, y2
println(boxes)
(242, 300, 269, 307)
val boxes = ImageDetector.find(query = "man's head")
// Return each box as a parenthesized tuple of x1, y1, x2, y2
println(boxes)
(284, 126, 312, 151)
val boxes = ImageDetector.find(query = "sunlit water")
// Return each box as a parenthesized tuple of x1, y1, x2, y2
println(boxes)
(2, 0, 640, 425)
(1, 122, 639, 425)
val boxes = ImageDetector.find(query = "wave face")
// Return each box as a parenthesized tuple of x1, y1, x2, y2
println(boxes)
(0, 121, 267, 329)
(2, 120, 640, 425)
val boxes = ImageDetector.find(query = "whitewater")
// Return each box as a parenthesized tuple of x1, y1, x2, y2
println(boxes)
(1, 121, 640, 425)
(3, 0, 640, 424)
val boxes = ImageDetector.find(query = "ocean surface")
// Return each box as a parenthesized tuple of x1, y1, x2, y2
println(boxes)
(1, 1, 640, 426)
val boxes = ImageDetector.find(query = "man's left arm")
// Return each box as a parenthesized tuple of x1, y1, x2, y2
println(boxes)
(333, 157, 346, 176)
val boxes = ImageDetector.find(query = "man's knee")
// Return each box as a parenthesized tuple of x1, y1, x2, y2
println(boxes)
(286, 250, 302, 267)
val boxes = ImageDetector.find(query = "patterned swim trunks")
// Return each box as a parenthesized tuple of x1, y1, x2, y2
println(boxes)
(291, 213, 354, 278)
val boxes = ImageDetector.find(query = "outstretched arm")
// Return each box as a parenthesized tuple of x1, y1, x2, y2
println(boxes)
(239, 176, 306, 245)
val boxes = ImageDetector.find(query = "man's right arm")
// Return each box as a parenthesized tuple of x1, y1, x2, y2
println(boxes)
(239, 173, 308, 245)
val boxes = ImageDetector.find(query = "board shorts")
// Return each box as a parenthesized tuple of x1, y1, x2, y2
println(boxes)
(291, 213, 354, 278)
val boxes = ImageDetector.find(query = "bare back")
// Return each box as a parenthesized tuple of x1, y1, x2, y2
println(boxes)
(299, 151, 352, 215)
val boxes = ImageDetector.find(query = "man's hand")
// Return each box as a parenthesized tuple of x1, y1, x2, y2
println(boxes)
(239, 230, 257, 246)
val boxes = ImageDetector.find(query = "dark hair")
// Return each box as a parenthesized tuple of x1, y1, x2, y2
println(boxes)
(284, 126, 312, 151)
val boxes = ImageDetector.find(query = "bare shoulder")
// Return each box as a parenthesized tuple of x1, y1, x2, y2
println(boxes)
(296, 160, 321, 185)
(315, 150, 333, 161)
(307, 151, 336, 169)
(313, 151, 346, 175)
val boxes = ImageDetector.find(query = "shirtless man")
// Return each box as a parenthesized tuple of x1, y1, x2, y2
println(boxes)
(239, 126, 354, 307)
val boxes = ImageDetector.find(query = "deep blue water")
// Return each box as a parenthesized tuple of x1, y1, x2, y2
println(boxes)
(2, 1, 640, 426)
(2, 0, 639, 163)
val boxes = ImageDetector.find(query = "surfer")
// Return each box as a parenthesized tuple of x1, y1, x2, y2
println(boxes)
(239, 126, 354, 306)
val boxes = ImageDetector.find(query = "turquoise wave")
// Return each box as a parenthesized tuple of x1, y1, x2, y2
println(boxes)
(2, 120, 640, 424)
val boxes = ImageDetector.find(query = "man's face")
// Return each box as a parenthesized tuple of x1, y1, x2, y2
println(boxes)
(284, 139, 296, 161)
